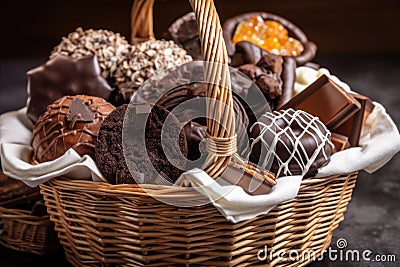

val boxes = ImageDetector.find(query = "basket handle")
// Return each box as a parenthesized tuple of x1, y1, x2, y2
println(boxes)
(130, 0, 156, 44)
(130, 0, 236, 178)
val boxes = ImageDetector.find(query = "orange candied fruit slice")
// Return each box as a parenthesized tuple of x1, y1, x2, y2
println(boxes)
(232, 15, 304, 56)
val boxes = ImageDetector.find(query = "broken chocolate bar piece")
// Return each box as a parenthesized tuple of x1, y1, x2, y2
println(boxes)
(280, 75, 361, 129)
(220, 156, 276, 196)
(331, 132, 351, 153)
(331, 93, 374, 147)
(66, 98, 96, 123)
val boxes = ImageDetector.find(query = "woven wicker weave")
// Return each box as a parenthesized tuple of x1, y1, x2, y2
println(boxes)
(40, 172, 357, 266)
(0, 204, 59, 255)
(39, 0, 359, 266)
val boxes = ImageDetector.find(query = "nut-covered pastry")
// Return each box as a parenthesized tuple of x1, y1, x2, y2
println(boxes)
(249, 109, 333, 177)
(95, 104, 188, 185)
(113, 40, 192, 100)
(50, 27, 130, 86)
(26, 55, 113, 123)
(31, 95, 115, 163)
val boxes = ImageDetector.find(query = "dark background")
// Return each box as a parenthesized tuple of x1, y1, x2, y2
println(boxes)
(0, 0, 400, 266)
(0, 0, 400, 59)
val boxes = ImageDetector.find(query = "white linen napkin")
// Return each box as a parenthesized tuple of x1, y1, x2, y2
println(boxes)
(0, 108, 107, 187)
(1, 143, 106, 187)
(175, 168, 302, 223)
(0, 107, 33, 145)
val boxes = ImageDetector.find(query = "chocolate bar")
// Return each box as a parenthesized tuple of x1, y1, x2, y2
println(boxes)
(280, 75, 361, 129)
(331, 93, 374, 147)
(331, 132, 351, 153)
(220, 158, 276, 196)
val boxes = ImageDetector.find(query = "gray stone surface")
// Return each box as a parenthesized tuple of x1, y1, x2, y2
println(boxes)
(0, 54, 399, 266)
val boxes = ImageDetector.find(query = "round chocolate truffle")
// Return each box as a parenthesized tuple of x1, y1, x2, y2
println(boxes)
(31, 95, 115, 163)
(249, 109, 333, 177)
(113, 40, 192, 94)
(156, 82, 249, 160)
(95, 104, 188, 185)
(50, 27, 130, 87)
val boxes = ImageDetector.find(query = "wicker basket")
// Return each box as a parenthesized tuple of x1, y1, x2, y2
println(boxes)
(0, 202, 60, 255)
(39, 0, 359, 266)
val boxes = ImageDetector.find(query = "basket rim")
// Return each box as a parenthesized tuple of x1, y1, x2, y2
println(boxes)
(0, 206, 50, 222)
(42, 172, 358, 199)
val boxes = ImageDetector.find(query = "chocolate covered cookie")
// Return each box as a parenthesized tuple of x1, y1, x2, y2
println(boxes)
(249, 109, 333, 177)
(95, 104, 188, 185)
(164, 12, 203, 60)
(31, 95, 115, 163)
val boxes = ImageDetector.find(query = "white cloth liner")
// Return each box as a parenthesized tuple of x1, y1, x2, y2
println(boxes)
(1, 97, 399, 222)
(175, 169, 302, 223)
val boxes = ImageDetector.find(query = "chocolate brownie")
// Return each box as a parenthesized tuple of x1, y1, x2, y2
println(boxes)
(95, 104, 188, 185)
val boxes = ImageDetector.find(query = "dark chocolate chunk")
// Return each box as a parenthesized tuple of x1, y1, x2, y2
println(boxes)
(331, 132, 351, 153)
(229, 41, 268, 68)
(237, 54, 284, 109)
(183, 121, 207, 161)
(166, 12, 203, 60)
(257, 52, 283, 75)
(331, 93, 374, 147)
(280, 75, 361, 129)
(66, 98, 96, 123)
(26, 55, 112, 123)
